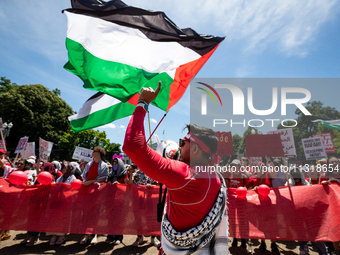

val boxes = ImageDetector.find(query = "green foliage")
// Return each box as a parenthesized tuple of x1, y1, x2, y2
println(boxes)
(0, 77, 74, 153)
(232, 133, 242, 155)
(58, 129, 121, 160)
(52, 88, 61, 96)
(0, 77, 18, 92)
(278, 101, 340, 160)
(220, 133, 243, 165)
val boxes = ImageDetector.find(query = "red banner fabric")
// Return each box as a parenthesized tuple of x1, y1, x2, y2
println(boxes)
(1, 178, 340, 242)
(245, 134, 284, 157)
(215, 131, 234, 156)
(229, 184, 340, 242)
(0, 179, 161, 236)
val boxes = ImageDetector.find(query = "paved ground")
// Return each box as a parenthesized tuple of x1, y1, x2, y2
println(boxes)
(0, 231, 323, 255)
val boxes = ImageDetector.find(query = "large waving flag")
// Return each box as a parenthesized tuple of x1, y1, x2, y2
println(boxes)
(63, 0, 224, 113)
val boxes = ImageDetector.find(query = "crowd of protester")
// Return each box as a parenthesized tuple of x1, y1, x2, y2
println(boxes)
(0, 147, 160, 248)
(223, 155, 340, 255)
(0, 146, 340, 254)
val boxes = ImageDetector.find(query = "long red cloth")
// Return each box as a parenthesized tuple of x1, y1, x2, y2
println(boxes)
(0, 178, 340, 241)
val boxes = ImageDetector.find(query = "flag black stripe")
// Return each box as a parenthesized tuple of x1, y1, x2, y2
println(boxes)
(64, 1, 224, 56)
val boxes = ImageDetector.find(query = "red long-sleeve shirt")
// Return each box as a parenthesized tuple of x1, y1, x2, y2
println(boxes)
(123, 107, 221, 232)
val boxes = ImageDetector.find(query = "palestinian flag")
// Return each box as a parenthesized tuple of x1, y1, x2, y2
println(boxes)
(68, 92, 138, 133)
(63, 0, 224, 112)
(318, 120, 340, 131)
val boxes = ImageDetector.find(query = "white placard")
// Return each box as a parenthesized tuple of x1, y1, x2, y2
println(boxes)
(301, 137, 327, 161)
(14, 137, 29, 154)
(39, 138, 51, 162)
(72, 146, 93, 162)
(47, 141, 54, 157)
(21, 142, 36, 159)
(0, 118, 3, 131)
(249, 157, 262, 166)
(268, 128, 296, 157)
(0, 140, 5, 150)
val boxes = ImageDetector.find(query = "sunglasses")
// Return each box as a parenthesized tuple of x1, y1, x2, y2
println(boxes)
(179, 139, 188, 147)
(17, 163, 24, 165)
(93, 150, 100, 153)
(241, 159, 248, 161)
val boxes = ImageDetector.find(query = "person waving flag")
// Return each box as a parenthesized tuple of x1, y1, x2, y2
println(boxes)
(64, 0, 224, 122)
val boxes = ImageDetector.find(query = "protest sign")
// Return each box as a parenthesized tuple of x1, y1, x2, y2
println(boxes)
(39, 138, 51, 162)
(268, 128, 296, 157)
(249, 157, 262, 166)
(21, 142, 36, 159)
(72, 146, 93, 162)
(14, 137, 29, 154)
(302, 137, 327, 160)
(47, 141, 54, 157)
(215, 131, 234, 156)
(245, 134, 284, 157)
(0, 140, 6, 150)
(312, 132, 336, 153)
(154, 134, 160, 144)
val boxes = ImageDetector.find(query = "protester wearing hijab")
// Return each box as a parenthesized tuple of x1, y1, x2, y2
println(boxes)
(70, 161, 83, 180)
(56, 164, 77, 184)
(107, 158, 127, 184)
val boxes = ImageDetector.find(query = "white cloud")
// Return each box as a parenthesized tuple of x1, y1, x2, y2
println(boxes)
(98, 123, 116, 129)
(151, 118, 157, 124)
(131, 0, 338, 57)
(235, 65, 256, 77)
(120, 125, 125, 128)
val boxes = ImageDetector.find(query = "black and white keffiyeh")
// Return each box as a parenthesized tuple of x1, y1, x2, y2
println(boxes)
(161, 173, 228, 255)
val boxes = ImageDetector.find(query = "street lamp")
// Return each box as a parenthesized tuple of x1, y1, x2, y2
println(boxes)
(3, 122, 13, 139)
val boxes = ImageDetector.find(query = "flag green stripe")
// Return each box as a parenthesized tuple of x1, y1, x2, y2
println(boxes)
(69, 101, 136, 133)
(321, 121, 340, 131)
(64, 38, 173, 111)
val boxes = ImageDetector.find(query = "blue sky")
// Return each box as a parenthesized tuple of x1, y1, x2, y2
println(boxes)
(1, 0, 340, 148)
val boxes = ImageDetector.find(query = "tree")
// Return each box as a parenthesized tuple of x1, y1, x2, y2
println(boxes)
(52, 88, 61, 96)
(220, 133, 243, 165)
(0, 77, 18, 93)
(0, 77, 74, 154)
(278, 101, 340, 159)
(232, 134, 242, 155)
(58, 129, 121, 161)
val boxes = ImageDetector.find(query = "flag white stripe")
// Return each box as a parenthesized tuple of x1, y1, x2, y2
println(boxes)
(68, 93, 121, 121)
(65, 11, 201, 78)
(325, 120, 340, 125)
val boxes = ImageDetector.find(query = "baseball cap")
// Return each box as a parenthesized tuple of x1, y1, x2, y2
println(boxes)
(0, 149, 5, 154)
(273, 158, 282, 164)
(231, 159, 241, 165)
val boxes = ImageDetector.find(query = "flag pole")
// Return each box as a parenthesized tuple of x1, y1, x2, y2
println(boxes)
(146, 111, 168, 144)
(147, 111, 153, 148)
